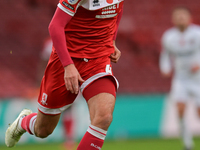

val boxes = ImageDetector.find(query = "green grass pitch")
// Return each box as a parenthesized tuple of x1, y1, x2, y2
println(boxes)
(1, 138, 200, 150)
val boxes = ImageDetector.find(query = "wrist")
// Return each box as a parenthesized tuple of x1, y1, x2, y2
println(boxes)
(64, 63, 74, 69)
(113, 40, 116, 47)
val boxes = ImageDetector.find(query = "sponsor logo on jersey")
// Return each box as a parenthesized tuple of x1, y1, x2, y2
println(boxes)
(90, 143, 101, 150)
(62, 1, 74, 10)
(101, 4, 118, 14)
(96, 14, 117, 18)
(41, 93, 48, 105)
(67, 0, 79, 5)
(93, 0, 100, 7)
(95, 3, 120, 18)
(106, 0, 113, 4)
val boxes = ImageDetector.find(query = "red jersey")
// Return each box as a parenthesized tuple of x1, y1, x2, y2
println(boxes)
(58, 0, 124, 59)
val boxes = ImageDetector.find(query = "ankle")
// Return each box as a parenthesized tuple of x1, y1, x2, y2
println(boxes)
(18, 116, 26, 131)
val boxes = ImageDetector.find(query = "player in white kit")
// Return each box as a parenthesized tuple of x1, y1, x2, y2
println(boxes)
(160, 6, 200, 150)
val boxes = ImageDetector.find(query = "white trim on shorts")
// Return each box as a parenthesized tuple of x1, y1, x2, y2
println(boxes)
(37, 103, 72, 115)
(80, 72, 119, 93)
(37, 72, 119, 115)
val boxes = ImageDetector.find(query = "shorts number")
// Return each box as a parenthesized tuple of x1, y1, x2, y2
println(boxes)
(106, 64, 112, 75)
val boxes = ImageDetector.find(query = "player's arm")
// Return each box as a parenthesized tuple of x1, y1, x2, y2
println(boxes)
(159, 48, 172, 77)
(48, 7, 84, 94)
(49, 7, 73, 67)
(191, 49, 200, 73)
(110, 3, 123, 63)
(191, 31, 200, 73)
(191, 65, 200, 73)
(159, 33, 173, 77)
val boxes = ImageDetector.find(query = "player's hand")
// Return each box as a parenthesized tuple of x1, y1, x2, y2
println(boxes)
(191, 64, 200, 73)
(161, 72, 172, 78)
(110, 41, 121, 63)
(64, 64, 85, 94)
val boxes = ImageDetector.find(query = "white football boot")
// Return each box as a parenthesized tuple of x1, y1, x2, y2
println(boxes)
(5, 109, 32, 147)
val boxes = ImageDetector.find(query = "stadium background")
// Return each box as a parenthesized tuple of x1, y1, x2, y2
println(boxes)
(1, 0, 200, 149)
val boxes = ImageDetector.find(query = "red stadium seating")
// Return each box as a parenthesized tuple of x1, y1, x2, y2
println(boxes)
(0, 0, 199, 97)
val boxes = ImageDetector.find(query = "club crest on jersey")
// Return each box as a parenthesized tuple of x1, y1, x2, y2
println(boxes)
(41, 93, 48, 105)
(93, 0, 100, 7)
(67, 0, 79, 5)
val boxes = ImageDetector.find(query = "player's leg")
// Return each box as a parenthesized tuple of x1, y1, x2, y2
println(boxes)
(77, 93, 115, 150)
(196, 88, 200, 118)
(62, 106, 76, 150)
(192, 81, 200, 119)
(177, 102, 186, 119)
(77, 77, 116, 150)
(178, 101, 194, 150)
(88, 93, 115, 130)
(34, 111, 61, 138)
(197, 107, 200, 118)
(5, 110, 61, 147)
(171, 79, 193, 150)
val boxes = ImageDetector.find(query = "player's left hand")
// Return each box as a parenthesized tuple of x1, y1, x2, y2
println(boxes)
(110, 41, 121, 63)
(191, 64, 200, 73)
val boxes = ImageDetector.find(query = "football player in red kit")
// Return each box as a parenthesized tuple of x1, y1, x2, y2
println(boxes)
(5, 0, 124, 149)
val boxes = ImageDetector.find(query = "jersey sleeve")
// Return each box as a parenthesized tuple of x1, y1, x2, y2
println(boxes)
(159, 34, 172, 74)
(48, 7, 74, 67)
(58, 0, 83, 16)
(113, 2, 123, 40)
(192, 29, 200, 65)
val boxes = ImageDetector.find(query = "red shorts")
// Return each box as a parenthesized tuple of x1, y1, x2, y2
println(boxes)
(37, 50, 119, 115)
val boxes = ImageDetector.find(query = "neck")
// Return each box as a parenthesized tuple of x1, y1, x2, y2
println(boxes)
(177, 25, 189, 32)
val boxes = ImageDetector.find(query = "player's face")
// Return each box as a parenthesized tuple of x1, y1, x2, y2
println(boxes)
(172, 9, 191, 29)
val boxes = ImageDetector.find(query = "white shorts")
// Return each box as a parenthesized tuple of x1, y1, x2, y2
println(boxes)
(170, 77, 200, 105)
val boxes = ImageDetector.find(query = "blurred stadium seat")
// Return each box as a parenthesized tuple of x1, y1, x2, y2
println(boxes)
(1, 0, 200, 97)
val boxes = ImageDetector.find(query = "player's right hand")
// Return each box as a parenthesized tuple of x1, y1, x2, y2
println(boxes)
(191, 64, 200, 73)
(64, 64, 85, 94)
(110, 40, 121, 63)
(161, 72, 172, 78)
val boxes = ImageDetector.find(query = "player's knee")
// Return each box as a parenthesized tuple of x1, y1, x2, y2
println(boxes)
(95, 113, 113, 129)
(197, 109, 200, 118)
(35, 127, 53, 138)
(103, 114, 113, 127)
(177, 102, 186, 118)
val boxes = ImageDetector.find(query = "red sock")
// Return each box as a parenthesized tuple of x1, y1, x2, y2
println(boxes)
(63, 116, 74, 140)
(21, 113, 37, 135)
(77, 125, 107, 150)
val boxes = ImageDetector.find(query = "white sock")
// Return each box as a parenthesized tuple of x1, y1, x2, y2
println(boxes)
(18, 117, 25, 131)
(180, 118, 193, 148)
(29, 115, 37, 135)
(87, 124, 107, 140)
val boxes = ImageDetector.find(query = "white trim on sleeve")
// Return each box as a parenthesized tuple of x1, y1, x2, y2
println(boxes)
(57, 3, 74, 16)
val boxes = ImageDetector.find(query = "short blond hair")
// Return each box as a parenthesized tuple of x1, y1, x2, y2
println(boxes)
(172, 6, 191, 14)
